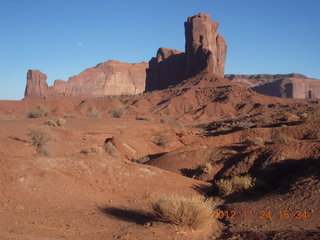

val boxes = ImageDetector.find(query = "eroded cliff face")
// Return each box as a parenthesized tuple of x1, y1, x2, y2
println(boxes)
(24, 70, 49, 99)
(145, 13, 227, 91)
(24, 61, 148, 99)
(225, 74, 320, 99)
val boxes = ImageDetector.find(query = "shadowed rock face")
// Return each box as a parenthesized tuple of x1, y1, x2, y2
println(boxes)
(184, 14, 226, 79)
(24, 61, 148, 99)
(145, 13, 227, 92)
(225, 74, 320, 99)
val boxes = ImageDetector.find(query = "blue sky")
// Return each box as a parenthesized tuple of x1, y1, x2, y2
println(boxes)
(0, 0, 319, 100)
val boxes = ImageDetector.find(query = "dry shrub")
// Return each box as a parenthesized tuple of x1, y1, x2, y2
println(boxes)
(304, 131, 320, 140)
(233, 121, 254, 130)
(27, 105, 49, 118)
(136, 116, 150, 121)
(109, 108, 125, 118)
(63, 115, 77, 119)
(152, 194, 213, 230)
(27, 128, 52, 155)
(216, 175, 255, 197)
(244, 137, 264, 147)
(154, 133, 170, 148)
(273, 131, 291, 144)
(0, 115, 14, 120)
(79, 145, 100, 155)
(132, 155, 150, 164)
(160, 119, 182, 127)
(198, 162, 213, 174)
(44, 118, 66, 127)
(104, 138, 118, 158)
(86, 111, 100, 118)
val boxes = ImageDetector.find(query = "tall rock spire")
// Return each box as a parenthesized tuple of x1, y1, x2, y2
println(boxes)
(145, 13, 227, 91)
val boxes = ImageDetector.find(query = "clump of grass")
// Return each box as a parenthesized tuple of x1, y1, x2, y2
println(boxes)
(104, 137, 118, 158)
(154, 133, 170, 148)
(160, 119, 182, 127)
(198, 162, 213, 174)
(27, 105, 49, 118)
(215, 175, 255, 197)
(63, 115, 77, 119)
(27, 128, 52, 155)
(233, 121, 254, 130)
(244, 137, 264, 147)
(79, 145, 100, 155)
(109, 107, 125, 118)
(304, 131, 320, 140)
(86, 111, 100, 118)
(44, 118, 66, 127)
(152, 194, 213, 230)
(0, 115, 14, 120)
(136, 116, 150, 121)
(273, 131, 291, 144)
(132, 155, 150, 164)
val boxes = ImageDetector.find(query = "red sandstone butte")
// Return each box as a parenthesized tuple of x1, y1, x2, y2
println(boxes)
(24, 70, 49, 99)
(145, 13, 227, 91)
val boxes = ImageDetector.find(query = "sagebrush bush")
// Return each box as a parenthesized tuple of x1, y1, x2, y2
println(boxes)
(216, 175, 255, 197)
(152, 194, 213, 230)
(79, 145, 100, 155)
(109, 108, 125, 118)
(234, 121, 254, 130)
(104, 140, 118, 158)
(27, 105, 49, 118)
(154, 133, 170, 148)
(27, 128, 52, 155)
(132, 156, 150, 164)
(244, 137, 264, 147)
(273, 131, 291, 144)
(136, 116, 150, 121)
(86, 111, 100, 118)
(199, 162, 213, 174)
(44, 118, 66, 127)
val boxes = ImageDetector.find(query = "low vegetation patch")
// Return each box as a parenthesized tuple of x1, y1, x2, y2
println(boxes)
(135, 116, 150, 121)
(44, 118, 66, 127)
(152, 194, 213, 230)
(272, 130, 291, 144)
(244, 137, 264, 147)
(109, 107, 126, 118)
(160, 119, 182, 127)
(86, 111, 100, 118)
(63, 114, 78, 119)
(27, 105, 49, 118)
(215, 175, 255, 197)
(79, 145, 100, 155)
(233, 121, 254, 130)
(154, 133, 170, 148)
(104, 138, 119, 158)
(27, 128, 52, 155)
(132, 155, 150, 164)
(198, 162, 213, 175)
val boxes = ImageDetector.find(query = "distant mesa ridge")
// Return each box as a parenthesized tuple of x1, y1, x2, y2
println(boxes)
(225, 73, 320, 99)
(24, 14, 319, 100)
